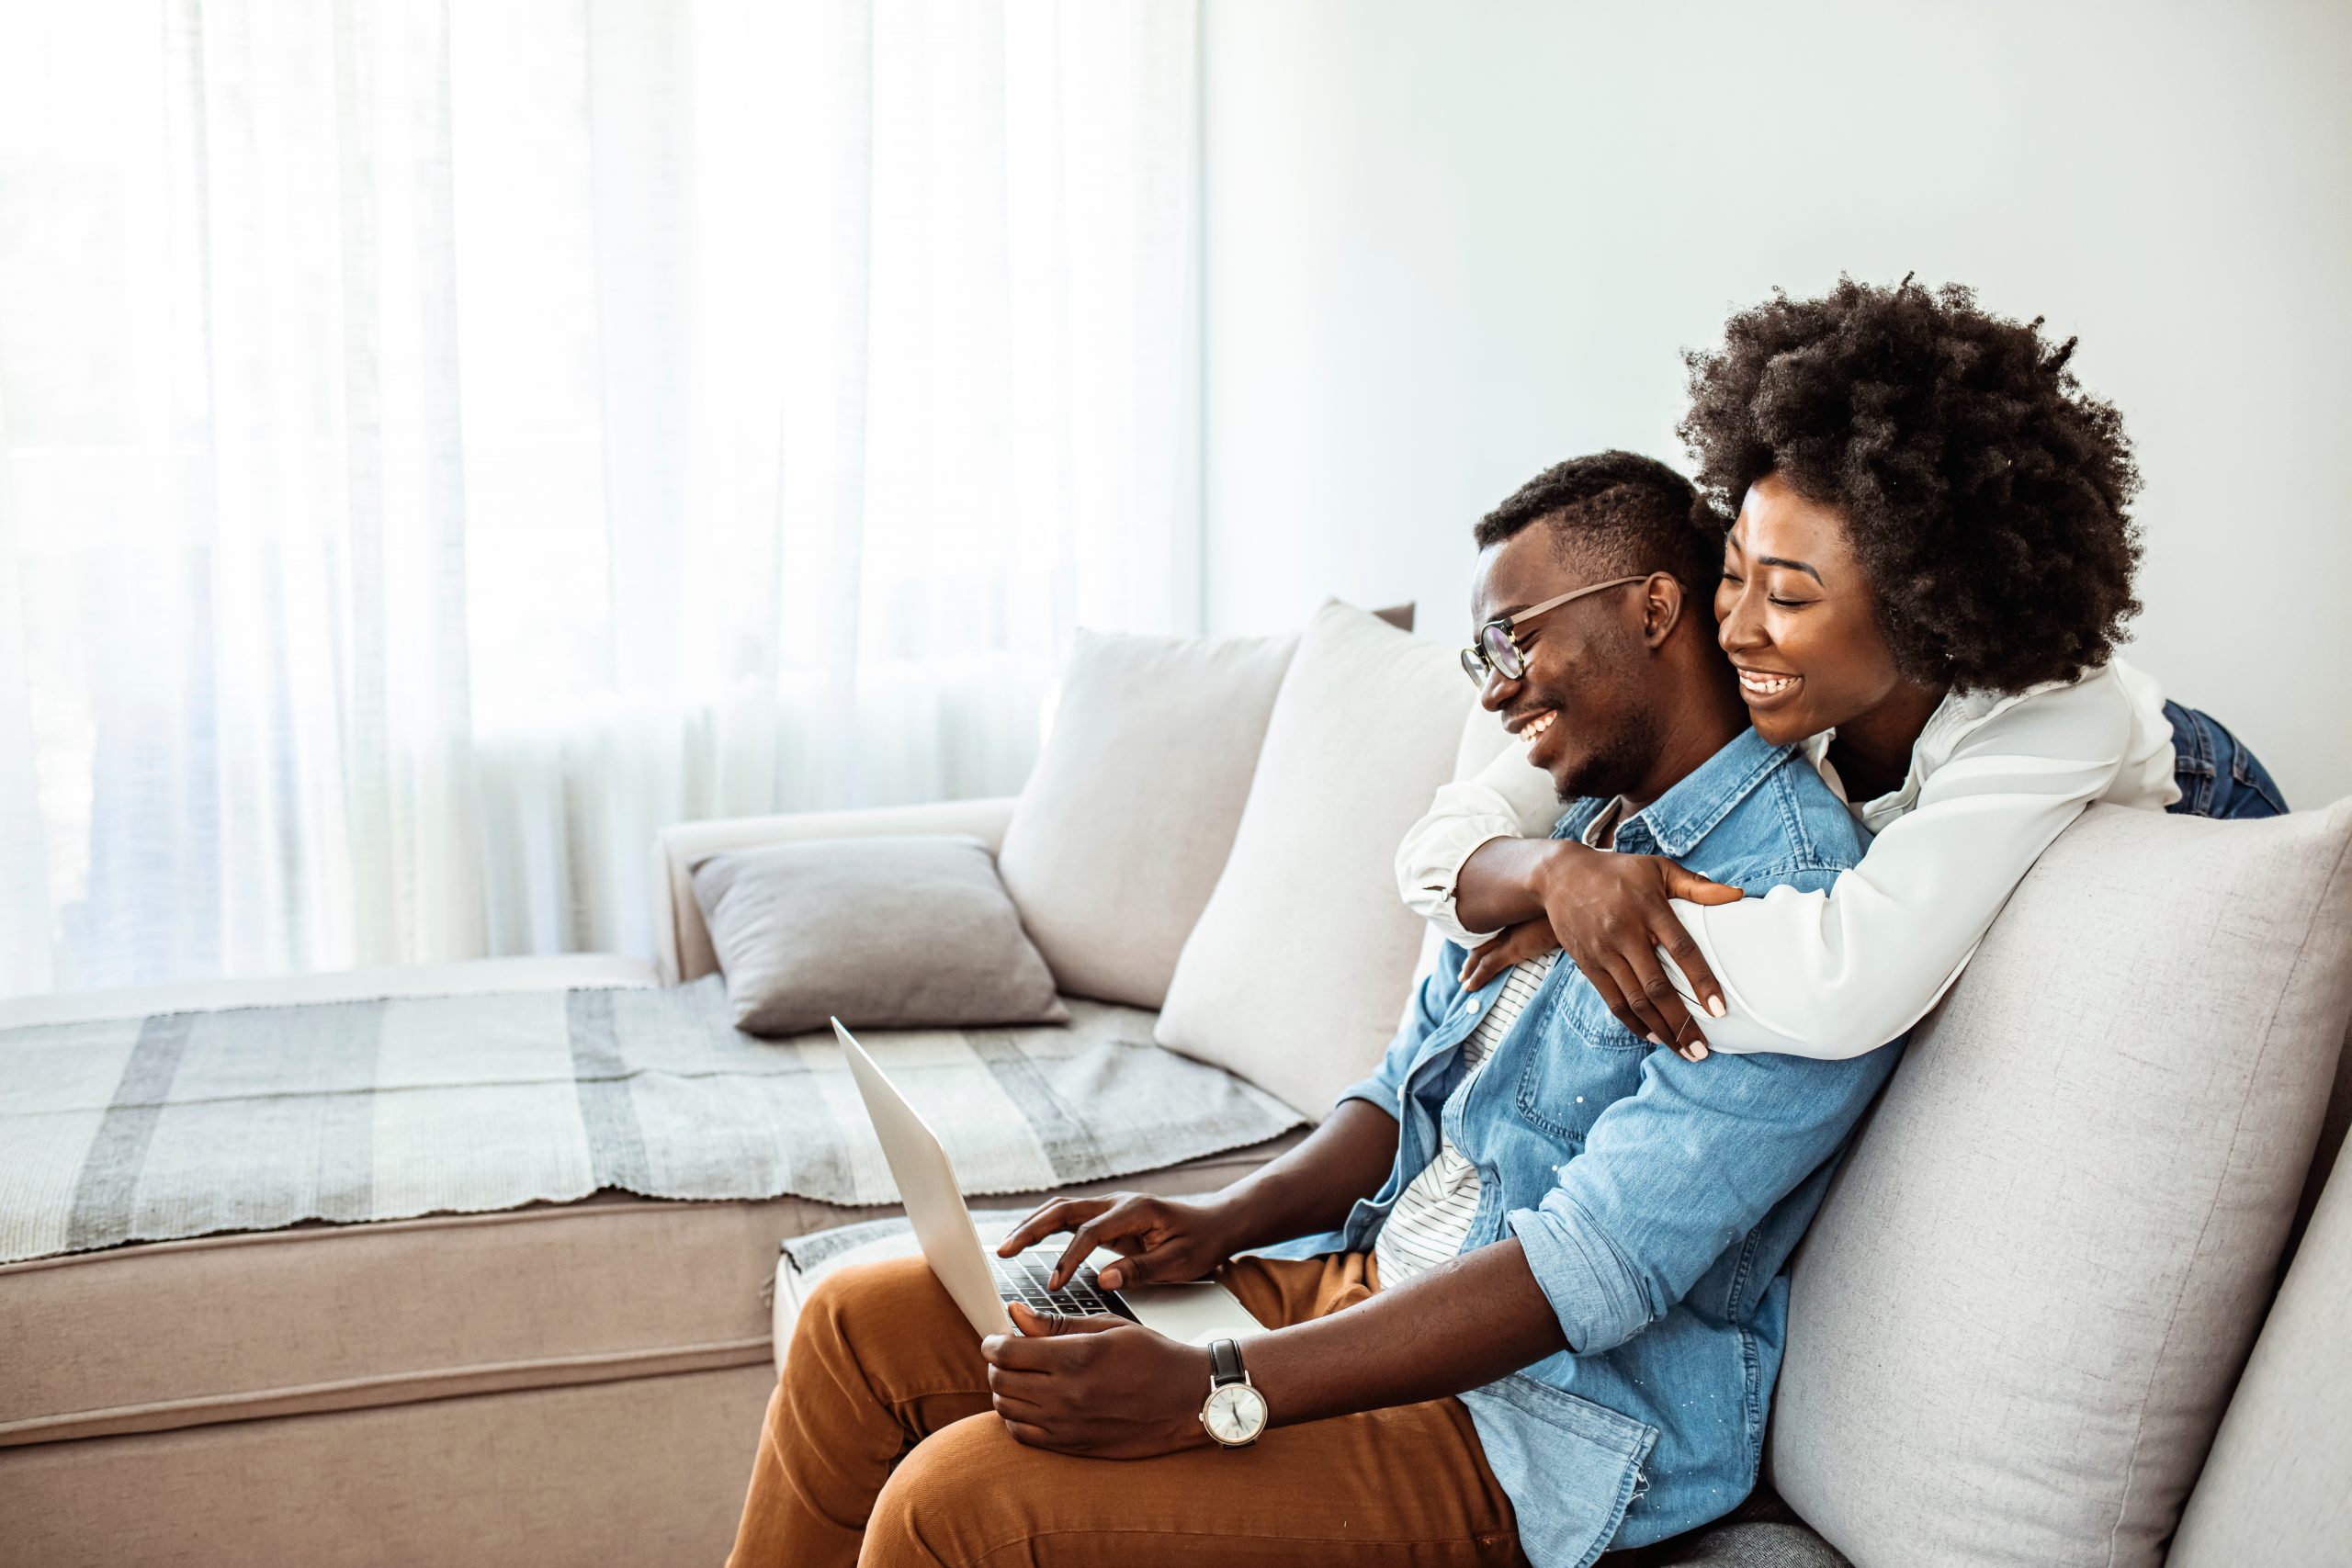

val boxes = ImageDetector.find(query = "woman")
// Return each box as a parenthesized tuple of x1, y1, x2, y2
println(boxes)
(1401, 276, 2286, 1059)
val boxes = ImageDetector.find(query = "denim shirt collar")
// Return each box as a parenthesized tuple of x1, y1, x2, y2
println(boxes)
(1548, 726, 1796, 858)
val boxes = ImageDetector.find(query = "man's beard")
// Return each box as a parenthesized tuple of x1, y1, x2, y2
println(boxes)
(1553, 708, 1662, 805)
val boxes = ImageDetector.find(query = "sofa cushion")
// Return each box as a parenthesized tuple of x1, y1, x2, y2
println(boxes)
(0, 1134, 1303, 1450)
(2167, 1138, 2352, 1567)
(1767, 800, 2352, 1568)
(1400, 697, 1523, 1019)
(0, 1192, 790, 1447)
(1156, 601, 1473, 1118)
(996, 626, 1296, 1009)
(0, 980, 1299, 1266)
(692, 835, 1067, 1036)
(1600, 1485, 1851, 1566)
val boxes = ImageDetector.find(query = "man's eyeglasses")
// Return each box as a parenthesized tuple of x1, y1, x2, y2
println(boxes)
(1459, 576, 1649, 686)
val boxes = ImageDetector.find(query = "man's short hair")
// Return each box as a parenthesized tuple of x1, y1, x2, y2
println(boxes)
(1473, 451, 1724, 595)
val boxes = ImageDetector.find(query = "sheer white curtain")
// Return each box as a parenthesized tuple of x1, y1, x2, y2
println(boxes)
(0, 0, 1201, 997)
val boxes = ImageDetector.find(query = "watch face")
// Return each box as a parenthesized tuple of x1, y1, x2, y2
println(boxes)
(1203, 1382, 1268, 1445)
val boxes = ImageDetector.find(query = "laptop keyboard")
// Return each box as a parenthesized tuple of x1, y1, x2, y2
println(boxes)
(990, 1246, 1119, 1316)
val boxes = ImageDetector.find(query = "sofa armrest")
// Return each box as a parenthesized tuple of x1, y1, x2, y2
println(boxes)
(650, 796, 1022, 984)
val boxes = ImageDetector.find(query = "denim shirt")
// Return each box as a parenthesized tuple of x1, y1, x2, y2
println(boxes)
(1267, 728, 1906, 1568)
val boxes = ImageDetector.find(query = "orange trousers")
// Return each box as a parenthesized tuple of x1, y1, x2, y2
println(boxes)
(727, 1250, 1531, 1568)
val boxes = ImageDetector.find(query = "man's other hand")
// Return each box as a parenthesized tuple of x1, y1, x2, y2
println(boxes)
(996, 1191, 1242, 1292)
(983, 1303, 1216, 1457)
(1459, 916, 1562, 992)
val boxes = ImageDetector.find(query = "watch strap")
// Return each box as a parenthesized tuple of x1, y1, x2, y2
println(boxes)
(1207, 1337, 1246, 1386)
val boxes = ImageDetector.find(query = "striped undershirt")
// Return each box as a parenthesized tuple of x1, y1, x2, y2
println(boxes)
(1373, 797, 1626, 1290)
(1372, 950, 1561, 1286)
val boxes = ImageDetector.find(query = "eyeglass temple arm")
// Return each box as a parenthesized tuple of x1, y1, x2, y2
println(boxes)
(1491, 574, 1652, 630)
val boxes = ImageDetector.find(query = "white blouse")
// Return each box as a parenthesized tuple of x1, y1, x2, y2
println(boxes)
(1394, 658, 2179, 1059)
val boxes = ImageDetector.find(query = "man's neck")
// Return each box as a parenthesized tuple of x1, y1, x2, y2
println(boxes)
(1620, 662, 1750, 812)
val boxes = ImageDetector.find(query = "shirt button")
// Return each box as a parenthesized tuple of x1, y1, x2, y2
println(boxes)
(1465, 997, 1480, 1011)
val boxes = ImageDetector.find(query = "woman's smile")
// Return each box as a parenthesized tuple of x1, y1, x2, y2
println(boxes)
(1734, 666, 1803, 707)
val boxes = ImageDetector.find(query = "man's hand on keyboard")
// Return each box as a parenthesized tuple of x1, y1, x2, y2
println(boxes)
(982, 1301, 1216, 1459)
(996, 1191, 1243, 1292)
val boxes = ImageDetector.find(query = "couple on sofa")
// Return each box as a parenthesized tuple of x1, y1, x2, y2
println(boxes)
(726, 278, 2285, 1568)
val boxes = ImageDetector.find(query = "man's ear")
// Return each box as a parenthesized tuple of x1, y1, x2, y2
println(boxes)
(1639, 572, 1685, 649)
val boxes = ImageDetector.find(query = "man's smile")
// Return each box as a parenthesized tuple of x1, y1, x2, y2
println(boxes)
(1506, 707, 1559, 741)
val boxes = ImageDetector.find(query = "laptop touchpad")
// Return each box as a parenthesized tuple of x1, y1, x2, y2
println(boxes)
(1119, 1280, 1266, 1345)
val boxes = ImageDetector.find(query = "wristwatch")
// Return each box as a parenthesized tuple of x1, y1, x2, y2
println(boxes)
(1198, 1337, 1269, 1448)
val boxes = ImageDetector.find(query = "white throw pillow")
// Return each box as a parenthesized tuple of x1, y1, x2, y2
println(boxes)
(1156, 601, 1475, 1118)
(997, 627, 1296, 1009)
(1768, 799, 2352, 1568)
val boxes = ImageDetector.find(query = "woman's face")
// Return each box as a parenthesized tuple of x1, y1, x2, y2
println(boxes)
(1713, 473, 1909, 745)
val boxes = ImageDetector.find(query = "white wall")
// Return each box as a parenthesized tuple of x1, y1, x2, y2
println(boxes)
(1202, 0, 2352, 806)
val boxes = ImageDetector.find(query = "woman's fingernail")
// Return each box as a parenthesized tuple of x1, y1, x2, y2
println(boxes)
(1708, 997, 1727, 1019)
(1646, 1032, 1664, 1045)
(1690, 1043, 1710, 1060)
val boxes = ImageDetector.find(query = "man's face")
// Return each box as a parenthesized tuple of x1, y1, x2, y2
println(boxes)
(1469, 525, 1659, 802)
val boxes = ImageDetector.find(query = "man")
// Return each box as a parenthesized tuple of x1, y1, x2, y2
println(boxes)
(727, 452, 1905, 1568)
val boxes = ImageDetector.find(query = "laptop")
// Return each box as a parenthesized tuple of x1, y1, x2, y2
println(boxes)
(831, 1017, 1263, 1342)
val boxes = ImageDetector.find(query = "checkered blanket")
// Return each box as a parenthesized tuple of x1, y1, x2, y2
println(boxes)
(0, 976, 1302, 1264)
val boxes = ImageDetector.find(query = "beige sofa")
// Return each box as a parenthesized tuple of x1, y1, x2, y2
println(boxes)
(4, 604, 2347, 1568)
(0, 897, 1295, 1566)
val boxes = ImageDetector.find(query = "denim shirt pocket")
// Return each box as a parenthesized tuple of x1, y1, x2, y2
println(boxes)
(1459, 1375, 1659, 1568)
(1513, 985, 1652, 1145)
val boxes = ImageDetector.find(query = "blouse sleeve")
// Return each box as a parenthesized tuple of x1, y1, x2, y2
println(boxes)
(1393, 739, 1565, 947)
(1679, 677, 2136, 1060)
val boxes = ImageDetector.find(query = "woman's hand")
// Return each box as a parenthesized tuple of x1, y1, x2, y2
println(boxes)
(995, 1190, 1243, 1292)
(1470, 840, 1743, 1056)
(982, 1304, 1216, 1457)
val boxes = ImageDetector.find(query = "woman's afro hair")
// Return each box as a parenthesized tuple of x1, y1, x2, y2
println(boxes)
(1678, 276, 2143, 694)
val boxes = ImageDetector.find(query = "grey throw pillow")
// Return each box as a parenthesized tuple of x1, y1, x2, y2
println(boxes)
(691, 835, 1069, 1038)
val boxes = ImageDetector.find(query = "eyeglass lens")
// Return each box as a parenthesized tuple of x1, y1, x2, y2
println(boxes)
(1463, 625, 1526, 686)
(1482, 624, 1524, 680)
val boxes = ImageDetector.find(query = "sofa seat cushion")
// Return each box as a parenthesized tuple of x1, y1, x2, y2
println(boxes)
(1600, 1484, 1851, 1566)
(0, 1191, 791, 1447)
(0, 978, 1300, 1264)
(1, 1134, 1302, 1449)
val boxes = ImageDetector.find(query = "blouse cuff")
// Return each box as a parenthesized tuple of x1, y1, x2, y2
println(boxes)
(1397, 820, 1520, 947)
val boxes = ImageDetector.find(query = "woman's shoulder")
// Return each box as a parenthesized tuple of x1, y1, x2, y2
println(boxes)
(1928, 656, 2165, 769)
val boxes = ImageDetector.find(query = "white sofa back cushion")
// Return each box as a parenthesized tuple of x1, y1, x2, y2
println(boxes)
(1768, 799, 2352, 1568)
(2168, 1137, 2352, 1568)
(1399, 699, 1525, 1015)
(1156, 601, 1473, 1119)
(997, 627, 1296, 1009)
